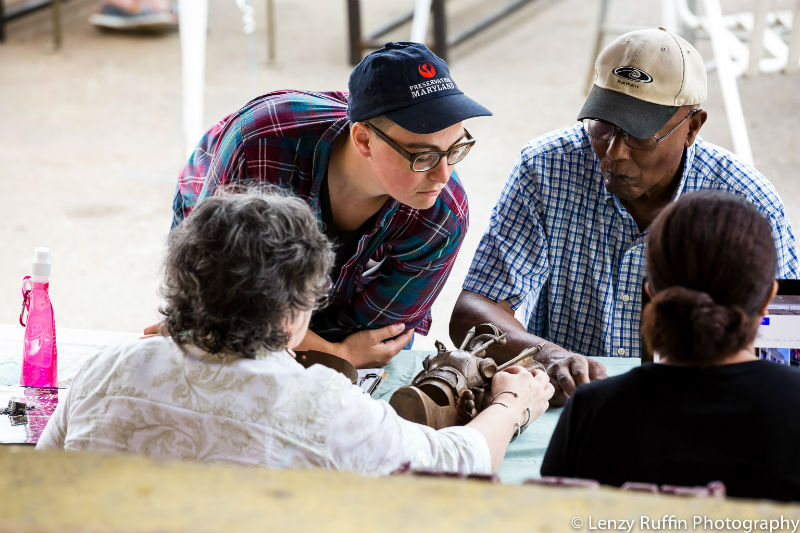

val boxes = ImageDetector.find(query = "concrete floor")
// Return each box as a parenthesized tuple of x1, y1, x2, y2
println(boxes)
(1, 0, 798, 351)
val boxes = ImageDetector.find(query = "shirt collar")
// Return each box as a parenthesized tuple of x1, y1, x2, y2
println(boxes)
(180, 342, 294, 364)
(309, 116, 351, 214)
(671, 139, 697, 202)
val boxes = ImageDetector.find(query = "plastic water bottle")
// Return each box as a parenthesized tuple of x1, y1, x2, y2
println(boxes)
(20, 247, 57, 387)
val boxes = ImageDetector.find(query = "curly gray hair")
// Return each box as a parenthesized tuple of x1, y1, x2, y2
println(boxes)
(161, 188, 334, 358)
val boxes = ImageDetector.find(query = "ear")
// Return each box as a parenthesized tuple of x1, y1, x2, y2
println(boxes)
(351, 122, 373, 158)
(759, 280, 779, 317)
(684, 109, 707, 147)
(645, 281, 655, 299)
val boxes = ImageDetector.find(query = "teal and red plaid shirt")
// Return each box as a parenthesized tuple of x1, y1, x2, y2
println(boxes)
(172, 90, 469, 341)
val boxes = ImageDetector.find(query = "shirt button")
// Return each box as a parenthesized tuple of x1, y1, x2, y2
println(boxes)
(621, 294, 630, 302)
(616, 348, 626, 356)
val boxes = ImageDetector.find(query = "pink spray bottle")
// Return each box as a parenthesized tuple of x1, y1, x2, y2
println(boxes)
(20, 247, 57, 387)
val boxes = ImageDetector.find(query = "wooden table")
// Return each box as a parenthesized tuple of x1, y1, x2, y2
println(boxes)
(1, 325, 792, 530)
(0, 323, 638, 482)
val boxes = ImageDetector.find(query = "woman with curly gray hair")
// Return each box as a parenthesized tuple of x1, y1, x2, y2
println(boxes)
(161, 191, 333, 358)
(38, 190, 553, 475)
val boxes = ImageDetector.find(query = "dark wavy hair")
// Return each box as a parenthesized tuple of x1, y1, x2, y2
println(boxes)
(642, 190, 777, 365)
(161, 189, 334, 358)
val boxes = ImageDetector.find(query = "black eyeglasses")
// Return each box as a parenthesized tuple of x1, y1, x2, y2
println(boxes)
(364, 122, 476, 172)
(583, 109, 699, 151)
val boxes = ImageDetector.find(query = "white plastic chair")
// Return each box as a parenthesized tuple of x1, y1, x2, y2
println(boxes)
(177, 0, 276, 159)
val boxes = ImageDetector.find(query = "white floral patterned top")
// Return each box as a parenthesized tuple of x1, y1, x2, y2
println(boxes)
(37, 336, 491, 475)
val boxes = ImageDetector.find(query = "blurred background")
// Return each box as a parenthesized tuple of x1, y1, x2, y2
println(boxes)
(1, 0, 798, 351)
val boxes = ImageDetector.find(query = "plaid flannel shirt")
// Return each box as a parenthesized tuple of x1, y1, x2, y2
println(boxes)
(464, 124, 799, 358)
(172, 90, 468, 340)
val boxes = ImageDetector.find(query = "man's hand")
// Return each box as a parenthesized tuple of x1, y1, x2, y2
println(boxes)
(336, 324, 414, 368)
(537, 347, 607, 406)
(451, 290, 608, 405)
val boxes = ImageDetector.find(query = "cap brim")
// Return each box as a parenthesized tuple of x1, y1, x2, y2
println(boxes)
(577, 85, 678, 138)
(385, 92, 492, 134)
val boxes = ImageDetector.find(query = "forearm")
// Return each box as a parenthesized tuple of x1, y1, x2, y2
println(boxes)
(465, 403, 520, 473)
(328, 398, 492, 476)
(296, 325, 411, 368)
(295, 329, 339, 356)
(450, 290, 567, 365)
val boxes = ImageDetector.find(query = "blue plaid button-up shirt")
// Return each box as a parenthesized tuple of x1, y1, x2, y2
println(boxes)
(464, 124, 799, 358)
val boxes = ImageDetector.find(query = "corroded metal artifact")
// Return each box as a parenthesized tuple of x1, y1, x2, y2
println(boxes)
(389, 323, 545, 430)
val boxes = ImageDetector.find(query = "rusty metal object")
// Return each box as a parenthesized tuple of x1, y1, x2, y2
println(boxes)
(389, 324, 544, 430)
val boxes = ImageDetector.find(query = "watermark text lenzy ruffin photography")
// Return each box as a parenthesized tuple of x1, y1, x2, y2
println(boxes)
(569, 515, 800, 533)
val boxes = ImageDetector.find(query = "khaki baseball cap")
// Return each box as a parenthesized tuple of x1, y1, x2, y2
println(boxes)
(578, 27, 707, 138)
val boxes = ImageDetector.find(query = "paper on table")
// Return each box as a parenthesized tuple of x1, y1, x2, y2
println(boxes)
(356, 369, 388, 397)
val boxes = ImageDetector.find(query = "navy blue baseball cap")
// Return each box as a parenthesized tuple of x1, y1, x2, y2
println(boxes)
(348, 42, 492, 134)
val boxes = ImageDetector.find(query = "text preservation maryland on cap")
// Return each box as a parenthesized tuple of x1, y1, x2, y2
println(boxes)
(348, 42, 492, 134)
(578, 27, 707, 138)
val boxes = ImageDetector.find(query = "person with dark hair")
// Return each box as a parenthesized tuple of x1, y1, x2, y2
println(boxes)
(450, 27, 797, 405)
(38, 191, 554, 475)
(540, 190, 800, 501)
(162, 42, 491, 369)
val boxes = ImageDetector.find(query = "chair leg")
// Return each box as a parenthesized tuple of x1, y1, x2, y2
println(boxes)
(785, 0, 800, 73)
(51, 0, 62, 50)
(0, 0, 6, 43)
(346, 0, 362, 65)
(703, 0, 754, 165)
(746, 0, 769, 77)
(410, 0, 432, 44)
(431, 0, 446, 61)
(584, 0, 611, 94)
(266, 0, 275, 62)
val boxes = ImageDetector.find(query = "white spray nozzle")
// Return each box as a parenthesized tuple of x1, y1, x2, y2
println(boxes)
(32, 247, 51, 281)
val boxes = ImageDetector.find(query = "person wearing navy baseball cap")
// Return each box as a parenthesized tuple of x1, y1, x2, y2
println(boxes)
(160, 42, 492, 369)
(348, 42, 491, 133)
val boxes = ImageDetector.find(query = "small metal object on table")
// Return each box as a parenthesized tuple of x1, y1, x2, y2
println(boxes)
(0, 386, 61, 445)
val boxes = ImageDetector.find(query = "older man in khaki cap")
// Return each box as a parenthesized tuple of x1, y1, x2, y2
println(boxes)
(451, 27, 799, 404)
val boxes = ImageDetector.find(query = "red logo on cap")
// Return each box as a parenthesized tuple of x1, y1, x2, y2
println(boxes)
(418, 63, 436, 78)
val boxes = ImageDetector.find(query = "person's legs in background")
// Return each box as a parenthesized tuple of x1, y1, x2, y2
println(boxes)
(89, 0, 178, 31)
